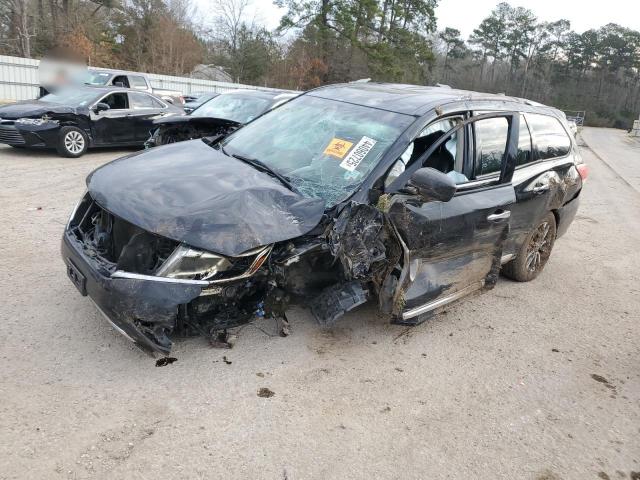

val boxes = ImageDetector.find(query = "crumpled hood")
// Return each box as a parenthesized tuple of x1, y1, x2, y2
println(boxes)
(87, 139, 326, 257)
(152, 115, 240, 128)
(0, 101, 75, 120)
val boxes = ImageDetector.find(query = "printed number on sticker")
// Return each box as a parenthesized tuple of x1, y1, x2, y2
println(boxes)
(339, 136, 377, 172)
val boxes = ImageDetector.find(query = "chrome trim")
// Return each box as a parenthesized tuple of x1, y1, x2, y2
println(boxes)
(111, 244, 273, 287)
(402, 281, 484, 320)
(500, 253, 516, 265)
(90, 299, 136, 343)
(66, 190, 87, 229)
(111, 270, 210, 285)
(487, 210, 511, 221)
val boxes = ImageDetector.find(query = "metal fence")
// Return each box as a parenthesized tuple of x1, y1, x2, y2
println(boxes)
(0, 54, 284, 102)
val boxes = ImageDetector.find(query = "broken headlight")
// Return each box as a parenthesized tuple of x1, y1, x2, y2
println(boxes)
(16, 116, 58, 126)
(155, 245, 232, 280)
(155, 244, 273, 283)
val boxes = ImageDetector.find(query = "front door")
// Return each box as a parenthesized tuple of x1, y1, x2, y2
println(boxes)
(384, 113, 520, 322)
(90, 92, 137, 145)
(127, 92, 166, 142)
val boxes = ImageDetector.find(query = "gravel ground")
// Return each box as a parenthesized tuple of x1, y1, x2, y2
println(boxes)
(0, 130, 638, 480)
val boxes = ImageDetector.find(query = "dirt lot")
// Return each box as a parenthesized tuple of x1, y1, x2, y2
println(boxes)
(0, 129, 638, 480)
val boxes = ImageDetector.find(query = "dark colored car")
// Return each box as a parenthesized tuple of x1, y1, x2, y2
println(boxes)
(61, 82, 586, 355)
(183, 92, 219, 112)
(145, 89, 297, 147)
(0, 86, 183, 157)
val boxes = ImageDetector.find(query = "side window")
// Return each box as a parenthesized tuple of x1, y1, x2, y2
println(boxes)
(386, 116, 467, 186)
(527, 113, 571, 160)
(102, 92, 129, 110)
(129, 75, 148, 89)
(473, 117, 509, 177)
(516, 114, 534, 166)
(111, 75, 130, 88)
(129, 92, 162, 109)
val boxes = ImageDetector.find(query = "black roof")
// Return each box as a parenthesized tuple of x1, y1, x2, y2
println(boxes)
(224, 89, 297, 100)
(308, 82, 556, 117)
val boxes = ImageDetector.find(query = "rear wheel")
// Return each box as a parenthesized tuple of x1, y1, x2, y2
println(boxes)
(502, 212, 556, 282)
(57, 126, 88, 158)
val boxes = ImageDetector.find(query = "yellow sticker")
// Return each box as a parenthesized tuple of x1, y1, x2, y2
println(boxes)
(323, 138, 353, 159)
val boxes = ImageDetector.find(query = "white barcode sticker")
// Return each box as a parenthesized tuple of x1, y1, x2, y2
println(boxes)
(339, 136, 377, 172)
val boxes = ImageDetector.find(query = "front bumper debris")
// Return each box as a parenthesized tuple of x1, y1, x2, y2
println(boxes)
(62, 231, 203, 354)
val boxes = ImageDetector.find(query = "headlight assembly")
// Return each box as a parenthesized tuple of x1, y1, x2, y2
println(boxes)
(16, 116, 58, 126)
(155, 245, 232, 280)
(155, 244, 273, 283)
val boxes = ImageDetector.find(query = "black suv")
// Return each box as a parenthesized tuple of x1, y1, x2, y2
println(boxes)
(62, 82, 586, 355)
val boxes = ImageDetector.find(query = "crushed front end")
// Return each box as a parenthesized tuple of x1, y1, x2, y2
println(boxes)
(62, 192, 275, 354)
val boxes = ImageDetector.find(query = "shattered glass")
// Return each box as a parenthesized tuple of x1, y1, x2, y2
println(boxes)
(221, 95, 414, 206)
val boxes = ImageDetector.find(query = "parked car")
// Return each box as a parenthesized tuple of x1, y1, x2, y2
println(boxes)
(61, 82, 586, 355)
(0, 86, 182, 157)
(183, 92, 219, 113)
(76, 69, 185, 106)
(145, 90, 297, 147)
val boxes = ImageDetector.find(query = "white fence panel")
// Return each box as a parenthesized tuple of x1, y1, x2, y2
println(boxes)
(0, 55, 286, 101)
(0, 55, 40, 101)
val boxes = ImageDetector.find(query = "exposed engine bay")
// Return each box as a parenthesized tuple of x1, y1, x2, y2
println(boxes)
(145, 117, 240, 147)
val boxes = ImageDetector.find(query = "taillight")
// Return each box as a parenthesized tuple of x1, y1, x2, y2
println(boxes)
(179, 96, 185, 104)
(576, 163, 589, 182)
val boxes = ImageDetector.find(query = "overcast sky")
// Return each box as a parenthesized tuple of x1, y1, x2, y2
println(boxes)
(230, 0, 640, 38)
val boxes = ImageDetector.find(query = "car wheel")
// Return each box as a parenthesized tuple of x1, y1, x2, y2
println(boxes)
(57, 126, 88, 158)
(502, 212, 557, 282)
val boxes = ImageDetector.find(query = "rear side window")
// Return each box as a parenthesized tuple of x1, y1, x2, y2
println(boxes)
(129, 76, 148, 89)
(527, 114, 571, 160)
(474, 117, 509, 177)
(516, 115, 533, 166)
(129, 92, 163, 109)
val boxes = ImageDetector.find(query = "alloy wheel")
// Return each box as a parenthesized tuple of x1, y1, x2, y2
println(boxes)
(525, 221, 552, 272)
(64, 131, 85, 154)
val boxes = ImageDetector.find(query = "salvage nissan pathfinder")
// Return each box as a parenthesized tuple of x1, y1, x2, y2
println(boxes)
(62, 82, 586, 355)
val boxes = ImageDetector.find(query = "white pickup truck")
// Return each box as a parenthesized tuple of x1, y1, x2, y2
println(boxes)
(80, 69, 185, 106)
(39, 67, 184, 106)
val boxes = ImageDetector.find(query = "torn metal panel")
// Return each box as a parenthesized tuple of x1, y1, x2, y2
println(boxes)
(328, 202, 387, 279)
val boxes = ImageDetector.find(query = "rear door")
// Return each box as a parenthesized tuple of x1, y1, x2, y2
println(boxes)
(127, 92, 166, 142)
(502, 113, 581, 257)
(90, 92, 137, 144)
(385, 113, 520, 322)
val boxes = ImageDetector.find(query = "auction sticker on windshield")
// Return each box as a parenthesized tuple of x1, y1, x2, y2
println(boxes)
(339, 136, 377, 172)
(324, 138, 354, 159)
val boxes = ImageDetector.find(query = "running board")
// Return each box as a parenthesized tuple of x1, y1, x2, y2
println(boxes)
(401, 281, 485, 321)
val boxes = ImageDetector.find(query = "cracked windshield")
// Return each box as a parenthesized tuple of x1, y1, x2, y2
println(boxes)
(220, 95, 414, 206)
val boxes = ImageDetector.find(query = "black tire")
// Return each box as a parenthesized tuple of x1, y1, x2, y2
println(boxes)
(57, 126, 88, 158)
(502, 212, 557, 282)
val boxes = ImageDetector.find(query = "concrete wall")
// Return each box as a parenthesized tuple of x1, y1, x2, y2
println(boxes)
(0, 55, 286, 102)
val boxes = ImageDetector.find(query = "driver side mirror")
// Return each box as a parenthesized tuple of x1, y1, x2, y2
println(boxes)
(409, 167, 457, 202)
(93, 102, 110, 114)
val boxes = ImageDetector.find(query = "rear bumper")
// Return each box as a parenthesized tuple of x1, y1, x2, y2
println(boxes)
(61, 231, 203, 355)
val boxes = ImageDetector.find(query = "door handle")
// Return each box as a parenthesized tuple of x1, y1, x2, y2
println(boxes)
(487, 210, 511, 222)
(532, 185, 549, 194)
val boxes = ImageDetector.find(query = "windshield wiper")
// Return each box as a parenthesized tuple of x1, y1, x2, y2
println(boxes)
(222, 146, 298, 193)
